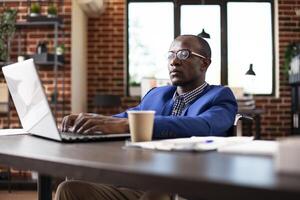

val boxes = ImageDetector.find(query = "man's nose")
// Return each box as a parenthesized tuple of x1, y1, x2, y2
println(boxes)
(169, 56, 181, 66)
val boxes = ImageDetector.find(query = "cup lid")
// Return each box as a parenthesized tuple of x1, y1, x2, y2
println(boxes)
(127, 110, 155, 114)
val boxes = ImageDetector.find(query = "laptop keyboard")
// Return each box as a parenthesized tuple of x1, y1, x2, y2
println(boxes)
(59, 131, 130, 142)
(60, 131, 105, 141)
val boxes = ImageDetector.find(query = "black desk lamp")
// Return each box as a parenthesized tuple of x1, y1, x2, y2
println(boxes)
(245, 64, 256, 76)
(244, 63, 256, 96)
(197, 28, 210, 39)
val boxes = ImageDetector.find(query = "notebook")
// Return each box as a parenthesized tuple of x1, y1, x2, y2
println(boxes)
(2, 59, 130, 142)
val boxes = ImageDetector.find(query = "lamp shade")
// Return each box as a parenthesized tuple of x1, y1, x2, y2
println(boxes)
(245, 64, 256, 76)
(197, 28, 210, 39)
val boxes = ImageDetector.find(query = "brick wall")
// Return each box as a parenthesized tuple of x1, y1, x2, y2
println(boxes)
(254, 0, 300, 139)
(0, 0, 72, 127)
(0, 0, 298, 140)
(86, 0, 140, 115)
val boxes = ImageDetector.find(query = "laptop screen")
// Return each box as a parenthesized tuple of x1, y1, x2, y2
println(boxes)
(2, 59, 61, 141)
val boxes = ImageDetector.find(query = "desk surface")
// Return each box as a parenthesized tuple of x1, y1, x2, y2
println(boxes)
(0, 135, 299, 200)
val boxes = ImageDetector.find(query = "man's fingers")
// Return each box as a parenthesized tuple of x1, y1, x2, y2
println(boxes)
(83, 125, 102, 134)
(77, 119, 102, 134)
(60, 115, 77, 132)
(61, 115, 76, 132)
(73, 114, 109, 133)
(73, 113, 85, 125)
(62, 114, 117, 134)
(72, 113, 90, 133)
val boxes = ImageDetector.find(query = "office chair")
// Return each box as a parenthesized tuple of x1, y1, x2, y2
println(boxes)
(227, 114, 254, 137)
(93, 94, 122, 114)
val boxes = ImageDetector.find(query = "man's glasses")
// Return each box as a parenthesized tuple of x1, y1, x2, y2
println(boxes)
(167, 49, 207, 61)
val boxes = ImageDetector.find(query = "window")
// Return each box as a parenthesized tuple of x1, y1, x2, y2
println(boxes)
(128, 2, 174, 95)
(227, 2, 273, 94)
(127, 0, 275, 96)
(180, 5, 221, 85)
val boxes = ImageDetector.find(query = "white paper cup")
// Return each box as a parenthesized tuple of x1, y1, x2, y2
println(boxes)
(127, 110, 155, 142)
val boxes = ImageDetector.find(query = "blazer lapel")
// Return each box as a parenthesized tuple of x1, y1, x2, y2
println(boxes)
(161, 99, 174, 115)
(181, 84, 210, 116)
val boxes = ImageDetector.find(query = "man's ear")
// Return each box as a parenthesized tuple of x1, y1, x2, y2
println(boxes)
(200, 59, 211, 71)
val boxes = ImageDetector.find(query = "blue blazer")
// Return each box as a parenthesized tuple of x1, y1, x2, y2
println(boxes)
(114, 85, 237, 139)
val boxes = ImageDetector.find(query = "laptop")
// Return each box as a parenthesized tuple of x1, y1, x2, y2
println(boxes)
(2, 59, 130, 142)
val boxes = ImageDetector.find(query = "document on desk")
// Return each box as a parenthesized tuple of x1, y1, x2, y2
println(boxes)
(0, 129, 28, 136)
(218, 140, 278, 156)
(125, 136, 254, 152)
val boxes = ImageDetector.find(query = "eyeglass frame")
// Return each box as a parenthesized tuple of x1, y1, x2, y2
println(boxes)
(167, 49, 207, 61)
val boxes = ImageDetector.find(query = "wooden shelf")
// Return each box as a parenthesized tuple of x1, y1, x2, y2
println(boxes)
(35, 60, 64, 67)
(0, 60, 63, 68)
(16, 20, 63, 29)
(27, 15, 63, 24)
(32, 53, 64, 67)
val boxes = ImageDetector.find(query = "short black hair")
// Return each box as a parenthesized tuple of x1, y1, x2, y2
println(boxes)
(177, 34, 211, 59)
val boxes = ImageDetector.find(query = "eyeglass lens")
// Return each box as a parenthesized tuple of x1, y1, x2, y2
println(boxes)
(167, 49, 190, 60)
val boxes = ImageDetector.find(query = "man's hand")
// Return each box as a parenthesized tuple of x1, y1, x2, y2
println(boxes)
(61, 113, 129, 134)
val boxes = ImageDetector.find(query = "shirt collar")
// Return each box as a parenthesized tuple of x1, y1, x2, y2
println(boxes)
(173, 82, 208, 105)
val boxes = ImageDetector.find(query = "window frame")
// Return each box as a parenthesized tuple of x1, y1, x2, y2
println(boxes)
(126, 0, 275, 96)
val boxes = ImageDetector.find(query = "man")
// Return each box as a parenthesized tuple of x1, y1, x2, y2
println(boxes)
(55, 35, 237, 200)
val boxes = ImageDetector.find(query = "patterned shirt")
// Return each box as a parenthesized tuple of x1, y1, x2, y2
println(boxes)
(171, 82, 208, 116)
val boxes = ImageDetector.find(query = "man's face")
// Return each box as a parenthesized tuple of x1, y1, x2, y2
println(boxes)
(168, 37, 207, 86)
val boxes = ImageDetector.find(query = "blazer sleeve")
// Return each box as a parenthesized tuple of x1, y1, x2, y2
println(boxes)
(153, 87, 237, 139)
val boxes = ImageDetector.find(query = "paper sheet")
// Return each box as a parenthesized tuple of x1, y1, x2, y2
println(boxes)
(0, 129, 28, 136)
(218, 140, 278, 156)
(125, 136, 254, 152)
